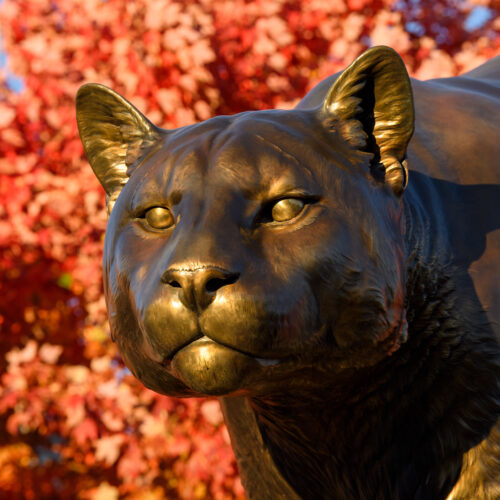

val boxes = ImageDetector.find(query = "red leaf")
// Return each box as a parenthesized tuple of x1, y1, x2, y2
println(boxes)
(74, 418, 98, 446)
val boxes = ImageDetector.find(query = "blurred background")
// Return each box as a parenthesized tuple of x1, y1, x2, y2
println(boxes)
(0, 0, 499, 498)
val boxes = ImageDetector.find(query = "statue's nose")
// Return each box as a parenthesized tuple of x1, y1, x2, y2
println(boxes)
(162, 266, 239, 311)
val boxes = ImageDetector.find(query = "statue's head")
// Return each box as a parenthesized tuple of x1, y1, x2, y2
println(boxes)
(76, 46, 414, 397)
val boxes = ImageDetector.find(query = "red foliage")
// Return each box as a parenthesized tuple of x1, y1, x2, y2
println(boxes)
(0, 0, 499, 498)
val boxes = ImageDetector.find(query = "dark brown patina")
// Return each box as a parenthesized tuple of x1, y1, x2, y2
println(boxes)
(76, 46, 500, 499)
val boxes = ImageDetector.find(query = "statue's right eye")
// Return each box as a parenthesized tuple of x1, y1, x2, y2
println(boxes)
(142, 207, 174, 230)
(271, 198, 305, 222)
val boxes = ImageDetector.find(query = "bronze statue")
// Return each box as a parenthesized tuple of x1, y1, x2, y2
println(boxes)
(76, 46, 500, 499)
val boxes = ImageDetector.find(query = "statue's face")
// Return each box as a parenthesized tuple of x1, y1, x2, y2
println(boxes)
(103, 110, 407, 397)
(76, 46, 414, 397)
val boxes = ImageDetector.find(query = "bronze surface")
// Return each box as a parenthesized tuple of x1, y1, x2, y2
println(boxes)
(76, 46, 500, 499)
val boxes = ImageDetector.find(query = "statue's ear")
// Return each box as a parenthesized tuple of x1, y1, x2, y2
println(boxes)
(76, 84, 163, 213)
(322, 46, 414, 196)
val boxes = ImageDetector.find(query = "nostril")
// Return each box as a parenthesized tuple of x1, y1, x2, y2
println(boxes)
(162, 269, 184, 288)
(205, 273, 239, 292)
(206, 278, 226, 292)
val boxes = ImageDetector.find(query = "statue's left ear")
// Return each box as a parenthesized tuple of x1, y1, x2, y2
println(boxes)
(323, 46, 414, 196)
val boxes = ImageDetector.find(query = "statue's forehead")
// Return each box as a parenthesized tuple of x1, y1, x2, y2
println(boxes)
(140, 111, 322, 198)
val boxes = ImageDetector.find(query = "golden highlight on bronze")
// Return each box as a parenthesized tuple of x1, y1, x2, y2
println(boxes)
(271, 198, 305, 222)
(143, 207, 174, 230)
(77, 46, 500, 499)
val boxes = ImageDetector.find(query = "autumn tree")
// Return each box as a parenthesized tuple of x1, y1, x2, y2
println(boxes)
(1, 0, 499, 498)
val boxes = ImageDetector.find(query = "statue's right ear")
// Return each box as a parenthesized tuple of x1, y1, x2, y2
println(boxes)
(76, 84, 163, 213)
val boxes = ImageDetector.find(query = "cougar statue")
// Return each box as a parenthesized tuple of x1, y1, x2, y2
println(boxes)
(76, 46, 500, 499)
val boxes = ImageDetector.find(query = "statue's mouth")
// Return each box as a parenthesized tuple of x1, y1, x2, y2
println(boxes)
(164, 335, 282, 366)
(163, 336, 282, 396)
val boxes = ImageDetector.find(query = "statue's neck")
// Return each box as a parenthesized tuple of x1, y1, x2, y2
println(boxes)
(246, 300, 499, 499)
(247, 335, 456, 499)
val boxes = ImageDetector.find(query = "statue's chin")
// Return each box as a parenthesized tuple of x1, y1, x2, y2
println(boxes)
(169, 337, 263, 396)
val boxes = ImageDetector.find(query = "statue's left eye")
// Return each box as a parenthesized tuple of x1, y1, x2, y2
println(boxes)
(271, 198, 305, 222)
(144, 207, 174, 229)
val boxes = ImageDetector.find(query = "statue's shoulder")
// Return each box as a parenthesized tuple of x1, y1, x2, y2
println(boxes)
(460, 55, 500, 83)
(412, 56, 500, 101)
